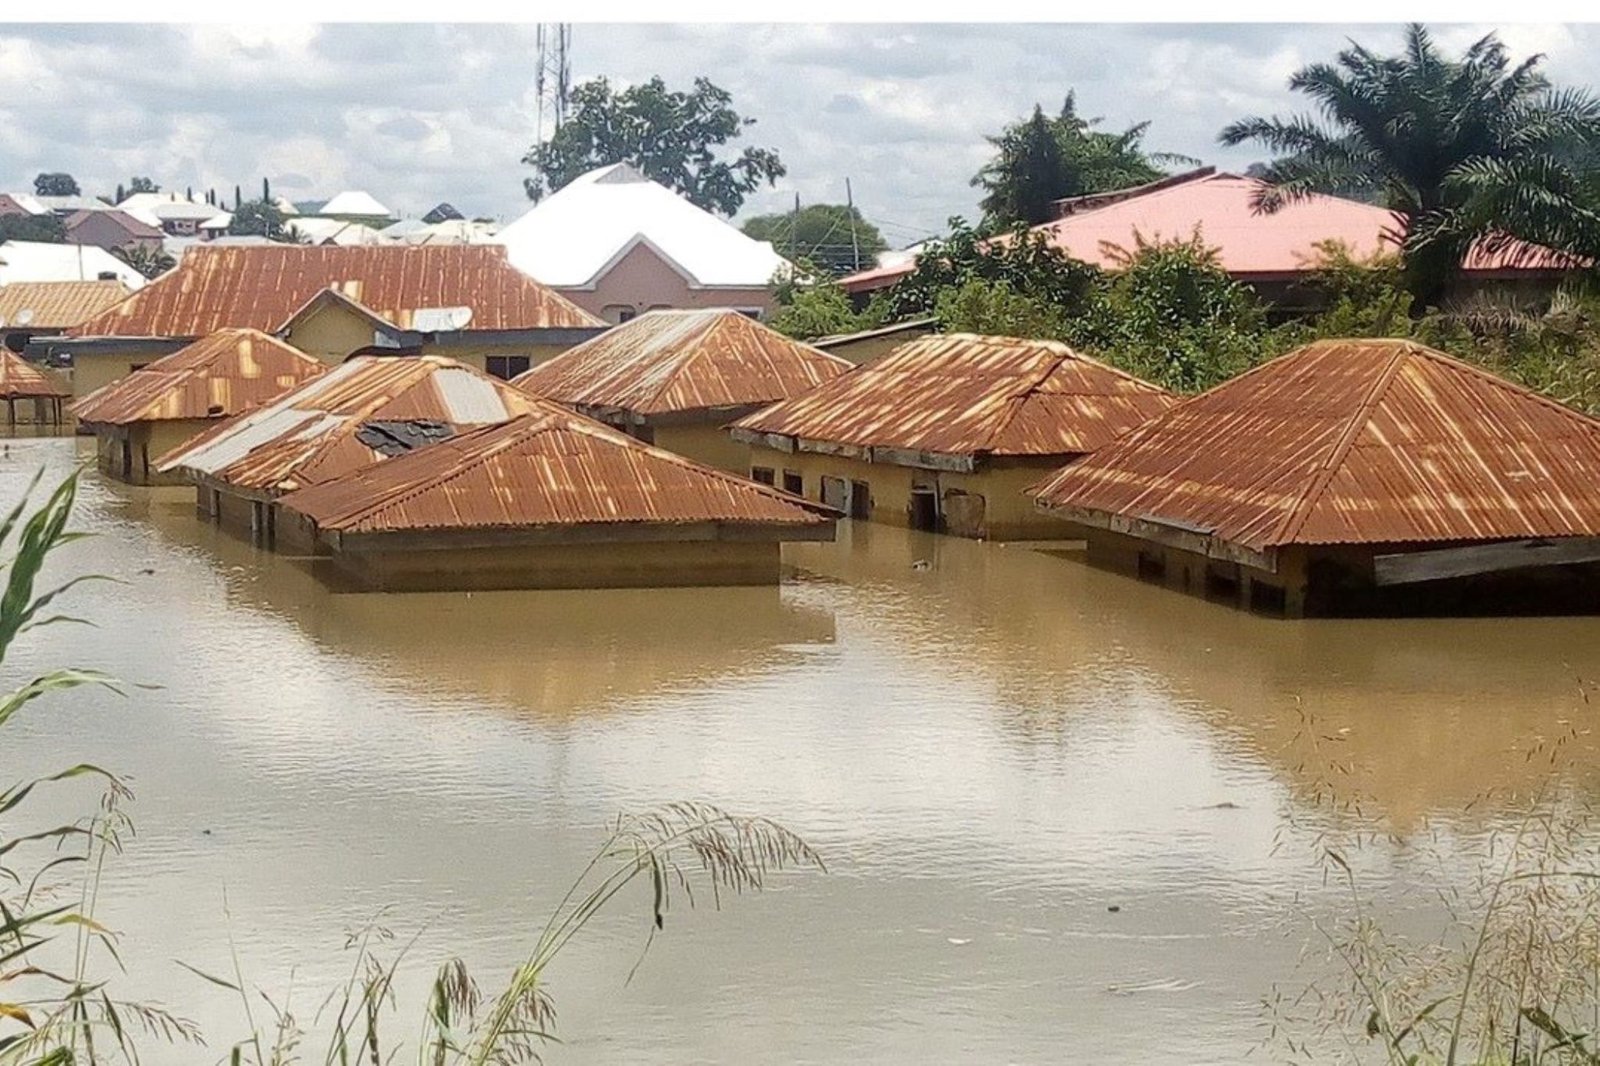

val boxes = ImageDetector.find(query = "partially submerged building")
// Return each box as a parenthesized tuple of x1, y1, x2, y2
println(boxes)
(44, 244, 604, 402)
(70, 328, 326, 485)
(496, 163, 793, 323)
(1029, 338, 1600, 617)
(0, 280, 131, 352)
(731, 333, 1176, 539)
(158, 354, 544, 545)
(512, 308, 851, 472)
(274, 408, 838, 592)
(0, 349, 70, 426)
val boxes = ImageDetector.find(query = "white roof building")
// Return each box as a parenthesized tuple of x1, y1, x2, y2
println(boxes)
(496, 163, 791, 290)
(319, 190, 394, 219)
(32, 195, 116, 214)
(0, 241, 147, 289)
(380, 218, 499, 245)
(286, 217, 384, 246)
(2, 193, 48, 215)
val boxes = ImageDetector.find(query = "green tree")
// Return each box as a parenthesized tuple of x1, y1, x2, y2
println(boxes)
(522, 75, 785, 216)
(974, 93, 1177, 228)
(112, 243, 177, 280)
(0, 213, 66, 243)
(126, 176, 159, 196)
(1219, 23, 1600, 310)
(741, 204, 888, 277)
(32, 172, 80, 197)
(888, 216, 1101, 321)
(768, 265, 889, 340)
(932, 277, 1072, 339)
(227, 198, 301, 242)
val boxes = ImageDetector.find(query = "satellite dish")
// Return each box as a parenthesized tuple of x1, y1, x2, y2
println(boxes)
(14, 309, 33, 326)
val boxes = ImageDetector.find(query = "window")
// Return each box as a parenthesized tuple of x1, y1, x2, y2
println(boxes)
(782, 470, 803, 495)
(849, 480, 871, 519)
(601, 305, 637, 324)
(750, 467, 776, 486)
(486, 355, 531, 380)
(735, 308, 763, 320)
(1136, 551, 1167, 584)
(820, 476, 848, 511)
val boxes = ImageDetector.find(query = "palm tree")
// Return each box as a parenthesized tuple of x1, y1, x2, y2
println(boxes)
(1219, 24, 1600, 308)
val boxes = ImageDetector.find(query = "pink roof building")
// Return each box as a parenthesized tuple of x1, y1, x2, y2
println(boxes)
(840, 168, 1576, 296)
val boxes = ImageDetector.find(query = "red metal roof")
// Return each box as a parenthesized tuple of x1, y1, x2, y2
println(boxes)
(157, 354, 545, 495)
(0, 280, 132, 330)
(70, 328, 326, 425)
(1031, 338, 1600, 549)
(511, 308, 851, 417)
(0, 349, 70, 400)
(276, 408, 836, 535)
(69, 244, 602, 337)
(839, 170, 1576, 294)
(733, 333, 1176, 459)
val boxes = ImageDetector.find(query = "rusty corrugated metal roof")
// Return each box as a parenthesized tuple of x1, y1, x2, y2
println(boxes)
(276, 408, 836, 536)
(0, 280, 132, 330)
(69, 244, 601, 338)
(1030, 338, 1600, 549)
(511, 309, 851, 418)
(70, 328, 326, 425)
(732, 333, 1176, 459)
(0, 349, 70, 400)
(157, 354, 544, 495)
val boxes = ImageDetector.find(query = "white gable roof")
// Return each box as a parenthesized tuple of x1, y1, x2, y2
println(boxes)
(495, 163, 792, 289)
(320, 190, 393, 218)
(117, 191, 198, 213)
(0, 241, 147, 289)
(3, 193, 48, 215)
(286, 217, 384, 246)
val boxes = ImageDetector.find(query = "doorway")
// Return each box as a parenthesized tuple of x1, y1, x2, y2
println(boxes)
(849, 480, 871, 520)
(909, 486, 940, 532)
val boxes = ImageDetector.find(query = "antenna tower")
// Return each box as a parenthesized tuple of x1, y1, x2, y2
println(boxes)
(534, 24, 573, 149)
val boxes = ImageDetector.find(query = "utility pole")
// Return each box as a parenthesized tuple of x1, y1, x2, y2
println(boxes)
(845, 177, 861, 272)
(791, 192, 801, 262)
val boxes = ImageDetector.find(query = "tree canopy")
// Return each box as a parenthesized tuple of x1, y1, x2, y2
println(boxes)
(522, 75, 785, 216)
(741, 204, 888, 277)
(1220, 23, 1600, 308)
(0, 213, 65, 243)
(227, 199, 300, 242)
(33, 173, 80, 197)
(973, 93, 1180, 229)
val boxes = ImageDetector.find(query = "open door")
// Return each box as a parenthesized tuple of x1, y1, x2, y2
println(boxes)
(909, 486, 940, 532)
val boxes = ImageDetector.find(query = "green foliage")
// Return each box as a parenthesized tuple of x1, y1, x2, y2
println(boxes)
(974, 92, 1178, 229)
(742, 204, 889, 278)
(111, 243, 176, 281)
(124, 177, 158, 198)
(522, 75, 785, 216)
(1220, 23, 1600, 308)
(32, 174, 79, 197)
(0, 214, 65, 244)
(932, 277, 1071, 339)
(227, 199, 301, 243)
(889, 217, 1100, 322)
(768, 267, 889, 340)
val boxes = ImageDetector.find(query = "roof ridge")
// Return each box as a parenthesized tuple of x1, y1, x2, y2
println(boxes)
(1267, 341, 1409, 546)
(634, 311, 729, 410)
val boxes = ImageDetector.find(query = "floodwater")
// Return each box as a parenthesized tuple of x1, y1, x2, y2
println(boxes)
(5, 435, 1600, 1064)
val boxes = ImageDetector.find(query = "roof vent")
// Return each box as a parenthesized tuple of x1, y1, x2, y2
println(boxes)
(411, 306, 473, 331)
(96, 271, 118, 282)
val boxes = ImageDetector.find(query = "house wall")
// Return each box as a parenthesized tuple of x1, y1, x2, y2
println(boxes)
(556, 242, 774, 324)
(650, 422, 752, 473)
(1069, 523, 1306, 616)
(816, 327, 936, 366)
(92, 418, 215, 485)
(745, 444, 1065, 540)
(65, 344, 186, 401)
(282, 300, 583, 372)
(321, 538, 782, 592)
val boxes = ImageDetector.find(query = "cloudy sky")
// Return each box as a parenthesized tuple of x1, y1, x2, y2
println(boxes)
(1, 22, 1597, 247)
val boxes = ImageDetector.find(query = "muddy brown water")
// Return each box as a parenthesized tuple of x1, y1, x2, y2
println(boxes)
(5, 436, 1600, 1064)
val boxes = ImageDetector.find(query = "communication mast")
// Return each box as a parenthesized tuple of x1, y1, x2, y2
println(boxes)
(534, 24, 573, 150)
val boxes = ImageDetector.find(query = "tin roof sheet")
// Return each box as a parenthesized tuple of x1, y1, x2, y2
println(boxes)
(1030, 338, 1600, 549)
(733, 333, 1176, 459)
(0, 349, 70, 400)
(70, 328, 326, 425)
(512, 309, 851, 417)
(157, 354, 543, 494)
(276, 407, 835, 536)
(69, 244, 601, 338)
(0, 280, 132, 330)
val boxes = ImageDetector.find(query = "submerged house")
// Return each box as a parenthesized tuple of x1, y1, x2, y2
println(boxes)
(511, 308, 851, 472)
(496, 163, 793, 323)
(1029, 338, 1600, 617)
(731, 333, 1176, 539)
(0, 280, 131, 353)
(158, 354, 543, 545)
(70, 328, 326, 485)
(274, 407, 837, 592)
(0, 349, 70, 426)
(43, 244, 603, 402)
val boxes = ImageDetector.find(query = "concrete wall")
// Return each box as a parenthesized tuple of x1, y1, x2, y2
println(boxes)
(92, 418, 215, 485)
(746, 444, 1066, 540)
(651, 422, 752, 474)
(556, 242, 773, 323)
(1072, 524, 1304, 616)
(323, 538, 782, 592)
(282, 299, 581, 374)
(816, 326, 936, 366)
(69, 348, 182, 401)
